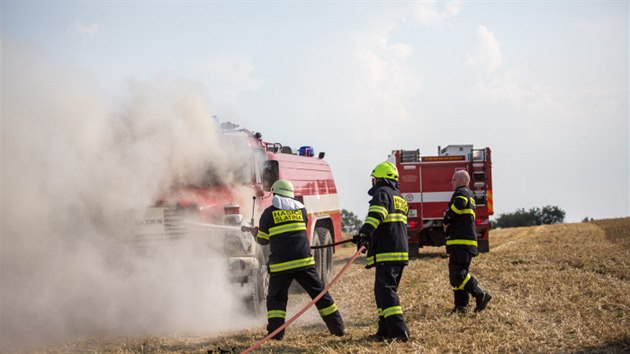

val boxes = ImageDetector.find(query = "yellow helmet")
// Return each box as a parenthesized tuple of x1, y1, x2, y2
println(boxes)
(271, 179, 295, 198)
(371, 162, 399, 181)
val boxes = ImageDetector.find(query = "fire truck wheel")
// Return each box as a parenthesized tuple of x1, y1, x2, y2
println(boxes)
(248, 245, 269, 316)
(313, 227, 333, 285)
(408, 242, 420, 258)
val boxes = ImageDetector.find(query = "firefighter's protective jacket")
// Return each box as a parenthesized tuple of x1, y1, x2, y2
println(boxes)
(443, 185, 478, 255)
(256, 195, 315, 274)
(359, 179, 409, 268)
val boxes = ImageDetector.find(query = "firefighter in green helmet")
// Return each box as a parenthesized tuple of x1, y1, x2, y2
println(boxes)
(255, 179, 345, 340)
(352, 161, 410, 342)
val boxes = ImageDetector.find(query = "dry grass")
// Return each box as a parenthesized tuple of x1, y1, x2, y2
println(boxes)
(20, 218, 630, 353)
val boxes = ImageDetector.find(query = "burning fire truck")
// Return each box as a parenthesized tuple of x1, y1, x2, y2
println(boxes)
(390, 145, 493, 255)
(133, 123, 342, 314)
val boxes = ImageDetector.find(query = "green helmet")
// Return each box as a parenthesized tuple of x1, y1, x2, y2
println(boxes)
(371, 161, 399, 181)
(271, 179, 295, 198)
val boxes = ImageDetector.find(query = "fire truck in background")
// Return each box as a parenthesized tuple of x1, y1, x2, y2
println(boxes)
(133, 123, 342, 314)
(390, 145, 494, 255)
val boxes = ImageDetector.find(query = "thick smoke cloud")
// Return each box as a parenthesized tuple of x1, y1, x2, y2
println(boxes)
(1, 41, 258, 349)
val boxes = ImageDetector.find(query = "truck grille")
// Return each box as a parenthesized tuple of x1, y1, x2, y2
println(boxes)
(133, 207, 189, 243)
(163, 208, 188, 238)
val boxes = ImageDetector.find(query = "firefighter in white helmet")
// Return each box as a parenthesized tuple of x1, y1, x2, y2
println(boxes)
(255, 179, 345, 340)
(352, 162, 410, 342)
(443, 170, 492, 314)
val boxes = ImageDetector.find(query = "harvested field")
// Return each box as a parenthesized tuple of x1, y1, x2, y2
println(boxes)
(19, 218, 630, 353)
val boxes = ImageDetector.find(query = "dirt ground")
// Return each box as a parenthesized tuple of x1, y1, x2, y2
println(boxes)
(16, 218, 630, 353)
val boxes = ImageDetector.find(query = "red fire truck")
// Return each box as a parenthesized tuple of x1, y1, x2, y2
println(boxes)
(391, 145, 493, 255)
(133, 123, 342, 313)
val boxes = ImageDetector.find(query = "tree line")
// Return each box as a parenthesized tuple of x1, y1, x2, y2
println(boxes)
(491, 205, 565, 228)
(341, 209, 362, 234)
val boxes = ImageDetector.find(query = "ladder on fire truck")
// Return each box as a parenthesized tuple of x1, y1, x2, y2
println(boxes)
(399, 149, 420, 163)
(470, 148, 488, 206)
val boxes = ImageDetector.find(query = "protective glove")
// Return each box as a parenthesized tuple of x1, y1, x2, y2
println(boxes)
(241, 226, 258, 236)
(351, 234, 369, 253)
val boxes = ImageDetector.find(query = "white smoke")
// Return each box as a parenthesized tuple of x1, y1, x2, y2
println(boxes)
(1, 40, 260, 349)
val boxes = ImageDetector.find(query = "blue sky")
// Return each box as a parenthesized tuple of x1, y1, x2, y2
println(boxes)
(3, 1, 629, 222)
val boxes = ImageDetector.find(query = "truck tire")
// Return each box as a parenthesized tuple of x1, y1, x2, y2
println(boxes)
(312, 227, 333, 285)
(408, 242, 420, 258)
(248, 245, 269, 316)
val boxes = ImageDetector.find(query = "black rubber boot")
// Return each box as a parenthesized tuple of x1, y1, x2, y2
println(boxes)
(323, 312, 345, 336)
(385, 315, 410, 342)
(468, 282, 491, 313)
(474, 291, 492, 312)
(385, 330, 410, 344)
(368, 333, 387, 342)
(267, 318, 285, 340)
(456, 290, 469, 307)
(368, 316, 388, 341)
(450, 306, 467, 315)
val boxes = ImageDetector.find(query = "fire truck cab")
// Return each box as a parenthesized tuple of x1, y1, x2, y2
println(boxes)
(256, 134, 342, 285)
(391, 145, 493, 255)
(133, 124, 342, 314)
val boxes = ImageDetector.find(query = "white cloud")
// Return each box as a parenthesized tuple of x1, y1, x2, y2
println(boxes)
(472, 69, 525, 103)
(347, 1, 461, 127)
(75, 22, 100, 37)
(467, 25, 504, 73)
(352, 27, 422, 127)
(185, 55, 262, 103)
(466, 25, 577, 123)
(467, 25, 543, 109)
(357, 32, 413, 89)
(407, 0, 463, 28)
(204, 56, 262, 91)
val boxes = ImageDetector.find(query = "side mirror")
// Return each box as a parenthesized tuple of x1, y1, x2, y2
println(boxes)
(262, 160, 279, 191)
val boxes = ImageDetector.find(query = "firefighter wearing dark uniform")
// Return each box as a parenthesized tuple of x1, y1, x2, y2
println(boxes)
(255, 179, 345, 340)
(353, 162, 410, 342)
(443, 170, 492, 314)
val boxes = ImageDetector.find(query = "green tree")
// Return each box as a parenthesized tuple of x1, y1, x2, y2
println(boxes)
(341, 209, 363, 234)
(493, 205, 565, 228)
(539, 205, 565, 224)
(493, 208, 538, 228)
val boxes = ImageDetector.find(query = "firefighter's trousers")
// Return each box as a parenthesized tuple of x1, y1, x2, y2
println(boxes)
(374, 264, 409, 338)
(448, 248, 484, 309)
(266, 266, 344, 339)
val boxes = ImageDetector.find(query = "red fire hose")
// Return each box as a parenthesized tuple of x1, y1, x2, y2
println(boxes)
(241, 245, 366, 354)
